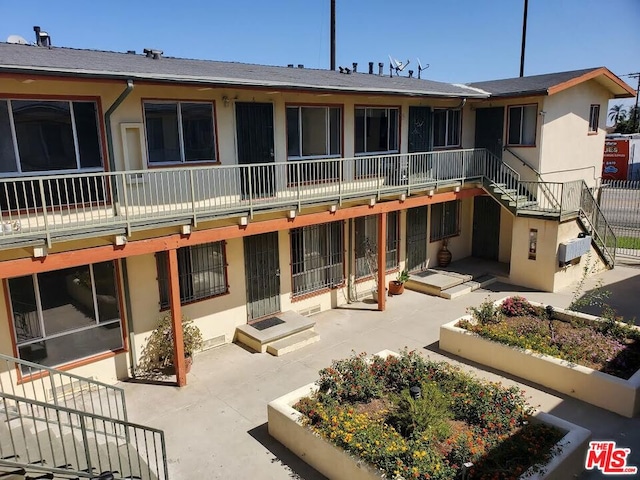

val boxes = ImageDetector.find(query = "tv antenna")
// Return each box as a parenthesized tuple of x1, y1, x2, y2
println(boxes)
(388, 55, 410, 77)
(417, 58, 430, 79)
(7, 35, 28, 45)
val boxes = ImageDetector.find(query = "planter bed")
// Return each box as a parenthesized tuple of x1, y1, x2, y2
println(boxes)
(440, 298, 640, 417)
(267, 351, 591, 480)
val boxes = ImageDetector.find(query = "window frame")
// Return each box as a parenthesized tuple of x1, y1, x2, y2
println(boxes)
(506, 104, 538, 147)
(354, 106, 400, 155)
(286, 104, 342, 160)
(142, 99, 219, 167)
(156, 241, 229, 309)
(354, 213, 400, 279)
(290, 221, 345, 298)
(430, 200, 461, 242)
(588, 104, 600, 134)
(6, 261, 125, 372)
(432, 108, 462, 149)
(0, 97, 106, 178)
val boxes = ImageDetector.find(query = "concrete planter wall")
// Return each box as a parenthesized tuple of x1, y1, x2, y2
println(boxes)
(267, 351, 591, 480)
(440, 301, 640, 418)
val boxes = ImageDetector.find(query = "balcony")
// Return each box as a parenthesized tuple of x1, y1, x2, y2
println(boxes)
(0, 149, 495, 249)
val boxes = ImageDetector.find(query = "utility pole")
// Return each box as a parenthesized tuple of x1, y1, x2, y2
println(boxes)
(629, 72, 640, 133)
(519, 0, 528, 77)
(330, 0, 336, 71)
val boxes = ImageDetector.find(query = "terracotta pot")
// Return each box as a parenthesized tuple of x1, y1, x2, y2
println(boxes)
(437, 241, 452, 267)
(388, 280, 405, 295)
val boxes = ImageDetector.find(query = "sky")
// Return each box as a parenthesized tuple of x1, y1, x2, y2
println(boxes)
(1, 0, 639, 113)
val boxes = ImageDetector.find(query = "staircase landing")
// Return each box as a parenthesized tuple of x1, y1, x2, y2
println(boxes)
(235, 311, 319, 355)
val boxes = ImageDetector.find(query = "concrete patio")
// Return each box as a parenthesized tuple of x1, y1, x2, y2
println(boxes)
(119, 265, 640, 479)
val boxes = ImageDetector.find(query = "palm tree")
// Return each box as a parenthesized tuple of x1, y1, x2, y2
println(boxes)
(608, 104, 627, 125)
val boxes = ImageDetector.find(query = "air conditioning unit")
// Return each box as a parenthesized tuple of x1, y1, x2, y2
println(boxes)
(558, 235, 591, 266)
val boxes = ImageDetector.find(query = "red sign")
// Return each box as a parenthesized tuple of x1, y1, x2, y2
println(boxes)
(602, 139, 630, 180)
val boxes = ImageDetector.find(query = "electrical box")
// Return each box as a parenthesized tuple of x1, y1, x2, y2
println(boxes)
(558, 236, 591, 266)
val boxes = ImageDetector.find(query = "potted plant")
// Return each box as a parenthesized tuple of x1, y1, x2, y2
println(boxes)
(137, 314, 203, 377)
(388, 269, 410, 295)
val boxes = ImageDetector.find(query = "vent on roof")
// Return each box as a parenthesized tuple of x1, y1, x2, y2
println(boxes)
(297, 64, 304, 69)
(143, 48, 163, 60)
(352, 62, 357, 73)
(369, 62, 374, 74)
(33, 26, 51, 47)
(287, 64, 294, 68)
(126, 50, 136, 54)
(378, 62, 384, 76)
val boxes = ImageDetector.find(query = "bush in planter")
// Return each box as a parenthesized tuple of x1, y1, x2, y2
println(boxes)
(500, 296, 536, 317)
(137, 314, 203, 377)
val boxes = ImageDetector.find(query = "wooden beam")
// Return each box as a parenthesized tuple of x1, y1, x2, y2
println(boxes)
(377, 212, 387, 311)
(167, 248, 186, 387)
(0, 188, 484, 279)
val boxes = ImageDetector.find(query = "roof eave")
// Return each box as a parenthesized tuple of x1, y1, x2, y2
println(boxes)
(0, 65, 489, 99)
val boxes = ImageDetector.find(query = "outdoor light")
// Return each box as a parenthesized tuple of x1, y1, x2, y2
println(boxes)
(33, 246, 47, 258)
(399, 193, 406, 202)
(409, 386, 422, 399)
(428, 189, 434, 197)
(454, 185, 461, 193)
(222, 95, 230, 107)
(329, 204, 338, 213)
(239, 216, 249, 226)
(287, 209, 297, 219)
(368, 198, 376, 206)
(181, 224, 192, 235)
(114, 235, 127, 246)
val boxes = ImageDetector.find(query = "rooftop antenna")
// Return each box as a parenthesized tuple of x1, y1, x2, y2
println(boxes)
(388, 55, 409, 77)
(7, 35, 29, 45)
(417, 58, 430, 79)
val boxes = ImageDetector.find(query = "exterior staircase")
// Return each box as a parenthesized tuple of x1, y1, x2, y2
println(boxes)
(0, 354, 168, 480)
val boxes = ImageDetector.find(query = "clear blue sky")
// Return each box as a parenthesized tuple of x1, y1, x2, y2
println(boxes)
(2, 1, 638, 94)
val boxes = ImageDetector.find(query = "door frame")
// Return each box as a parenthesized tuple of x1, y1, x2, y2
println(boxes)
(472, 195, 501, 261)
(243, 232, 281, 322)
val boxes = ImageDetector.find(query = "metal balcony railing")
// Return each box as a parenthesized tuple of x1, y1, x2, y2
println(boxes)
(0, 149, 489, 245)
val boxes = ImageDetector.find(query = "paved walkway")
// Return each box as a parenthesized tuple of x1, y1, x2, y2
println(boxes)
(120, 265, 640, 479)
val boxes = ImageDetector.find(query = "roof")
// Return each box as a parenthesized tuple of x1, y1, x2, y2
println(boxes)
(467, 67, 636, 99)
(0, 42, 486, 99)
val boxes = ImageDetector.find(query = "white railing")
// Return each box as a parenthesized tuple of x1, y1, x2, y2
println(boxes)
(0, 149, 490, 244)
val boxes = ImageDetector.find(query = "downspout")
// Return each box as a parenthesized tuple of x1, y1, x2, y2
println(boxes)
(105, 79, 134, 174)
(104, 80, 135, 375)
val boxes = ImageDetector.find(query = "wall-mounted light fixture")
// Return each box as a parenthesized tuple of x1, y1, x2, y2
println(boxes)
(454, 185, 461, 193)
(114, 235, 127, 246)
(33, 246, 47, 258)
(222, 95, 230, 107)
(329, 204, 338, 213)
(181, 224, 192, 236)
(239, 216, 248, 226)
(287, 209, 297, 219)
(428, 189, 434, 197)
(399, 193, 406, 202)
(369, 198, 376, 207)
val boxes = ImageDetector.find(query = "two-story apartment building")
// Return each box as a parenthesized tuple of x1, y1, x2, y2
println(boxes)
(0, 40, 634, 386)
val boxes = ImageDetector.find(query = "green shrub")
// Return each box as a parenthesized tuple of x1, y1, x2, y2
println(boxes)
(317, 352, 382, 403)
(387, 382, 452, 440)
(468, 297, 502, 325)
(500, 296, 536, 317)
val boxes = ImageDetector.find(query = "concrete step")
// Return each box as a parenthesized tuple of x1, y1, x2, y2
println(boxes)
(405, 270, 467, 296)
(235, 311, 315, 353)
(440, 274, 497, 299)
(266, 330, 320, 357)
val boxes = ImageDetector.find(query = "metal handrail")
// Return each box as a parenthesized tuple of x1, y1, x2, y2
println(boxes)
(579, 181, 616, 267)
(0, 390, 167, 480)
(0, 352, 127, 424)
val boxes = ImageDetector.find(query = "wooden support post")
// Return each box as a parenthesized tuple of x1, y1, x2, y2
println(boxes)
(377, 212, 387, 311)
(167, 248, 187, 387)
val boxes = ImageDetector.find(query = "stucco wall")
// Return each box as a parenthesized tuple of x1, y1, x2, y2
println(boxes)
(498, 207, 513, 264)
(540, 81, 611, 186)
(427, 197, 474, 267)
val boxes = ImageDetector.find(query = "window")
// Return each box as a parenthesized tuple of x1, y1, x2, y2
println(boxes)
(8, 262, 123, 371)
(507, 105, 537, 146)
(143, 101, 216, 164)
(588, 104, 600, 133)
(0, 99, 102, 174)
(430, 201, 460, 241)
(354, 213, 399, 279)
(286, 106, 341, 159)
(355, 107, 399, 154)
(291, 222, 344, 296)
(156, 242, 227, 309)
(433, 109, 461, 148)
